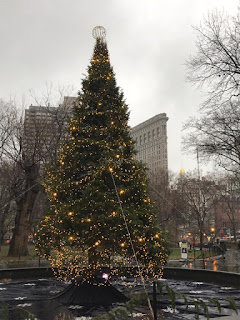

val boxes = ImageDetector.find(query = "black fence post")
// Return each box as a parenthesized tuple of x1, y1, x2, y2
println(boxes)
(153, 281, 157, 320)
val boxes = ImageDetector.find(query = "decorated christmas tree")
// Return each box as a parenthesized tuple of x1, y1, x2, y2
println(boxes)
(36, 27, 168, 285)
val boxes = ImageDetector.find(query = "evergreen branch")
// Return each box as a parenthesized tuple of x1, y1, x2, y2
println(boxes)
(110, 306, 129, 320)
(18, 308, 39, 320)
(198, 299, 209, 320)
(166, 286, 176, 311)
(193, 299, 200, 319)
(0, 302, 9, 320)
(209, 297, 221, 313)
(156, 281, 164, 295)
(125, 291, 148, 315)
(177, 292, 189, 311)
(222, 297, 238, 314)
(92, 292, 148, 320)
(156, 280, 238, 319)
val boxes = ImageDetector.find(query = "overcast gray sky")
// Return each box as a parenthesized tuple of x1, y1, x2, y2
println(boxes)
(0, 0, 239, 173)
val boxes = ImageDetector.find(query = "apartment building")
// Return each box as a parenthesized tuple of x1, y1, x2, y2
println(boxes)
(131, 113, 168, 174)
(22, 97, 75, 164)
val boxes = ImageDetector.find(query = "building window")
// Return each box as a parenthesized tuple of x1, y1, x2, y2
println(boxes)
(148, 131, 151, 141)
(152, 129, 155, 139)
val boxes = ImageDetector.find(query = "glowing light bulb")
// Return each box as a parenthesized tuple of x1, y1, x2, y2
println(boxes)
(102, 273, 109, 280)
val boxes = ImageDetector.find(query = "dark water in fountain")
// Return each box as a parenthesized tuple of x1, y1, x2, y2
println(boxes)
(0, 276, 239, 319)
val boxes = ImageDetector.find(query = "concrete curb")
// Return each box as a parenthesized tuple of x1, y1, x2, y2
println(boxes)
(0, 266, 54, 280)
(0, 266, 240, 289)
(163, 267, 240, 288)
(213, 316, 239, 319)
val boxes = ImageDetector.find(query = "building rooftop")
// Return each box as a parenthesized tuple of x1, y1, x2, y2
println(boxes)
(131, 113, 168, 132)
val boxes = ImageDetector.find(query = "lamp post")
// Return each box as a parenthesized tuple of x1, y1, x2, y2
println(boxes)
(210, 227, 215, 255)
(188, 232, 192, 249)
(188, 232, 196, 266)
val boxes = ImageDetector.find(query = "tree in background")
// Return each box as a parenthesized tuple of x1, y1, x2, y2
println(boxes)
(178, 172, 217, 252)
(186, 9, 240, 107)
(0, 91, 72, 257)
(149, 169, 186, 245)
(183, 101, 240, 175)
(0, 100, 38, 257)
(184, 9, 240, 175)
(0, 161, 17, 248)
(214, 174, 240, 242)
(36, 29, 168, 283)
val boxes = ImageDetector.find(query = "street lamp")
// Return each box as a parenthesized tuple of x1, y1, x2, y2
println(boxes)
(210, 227, 215, 254)
(210, 227, 215, 233)
(187, 232, 192, 250)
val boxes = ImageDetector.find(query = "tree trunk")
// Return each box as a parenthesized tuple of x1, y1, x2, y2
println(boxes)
(0, 202, 10, 252)
(231, 215, 237, 243)
(199, 221, 204, 258)
(8, 162, 40, 257)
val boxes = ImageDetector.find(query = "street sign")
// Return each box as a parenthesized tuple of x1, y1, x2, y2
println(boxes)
(181, 242, 188, 259)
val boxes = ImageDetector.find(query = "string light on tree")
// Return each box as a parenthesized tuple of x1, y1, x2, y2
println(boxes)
(35, 26, 168, 285)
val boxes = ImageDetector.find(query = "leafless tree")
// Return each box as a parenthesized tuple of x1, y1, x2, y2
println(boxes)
(0, 99, 18, 159)
(178, 173, 217, 251)
(0, 161, 17, 248)
(183, 101, 240, 174)
(149, 169, 186, 244)
(184, 9, 240, 174)
(186, 9, 240, 108)
(214, 175, 240, 242)
(0, 89, 75, 257)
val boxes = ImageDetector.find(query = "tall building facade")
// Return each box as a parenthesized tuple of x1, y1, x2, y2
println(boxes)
(23, 97, 75, 164)
(131, 113, 168, 173)
(23, 105, 58, 163)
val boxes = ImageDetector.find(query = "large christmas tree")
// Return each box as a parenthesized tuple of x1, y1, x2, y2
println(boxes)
(36, 27, 168, 283)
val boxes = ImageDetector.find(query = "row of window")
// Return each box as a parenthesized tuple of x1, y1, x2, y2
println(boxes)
(134, 125, 166, 146)
(136, 153, 167, 160)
